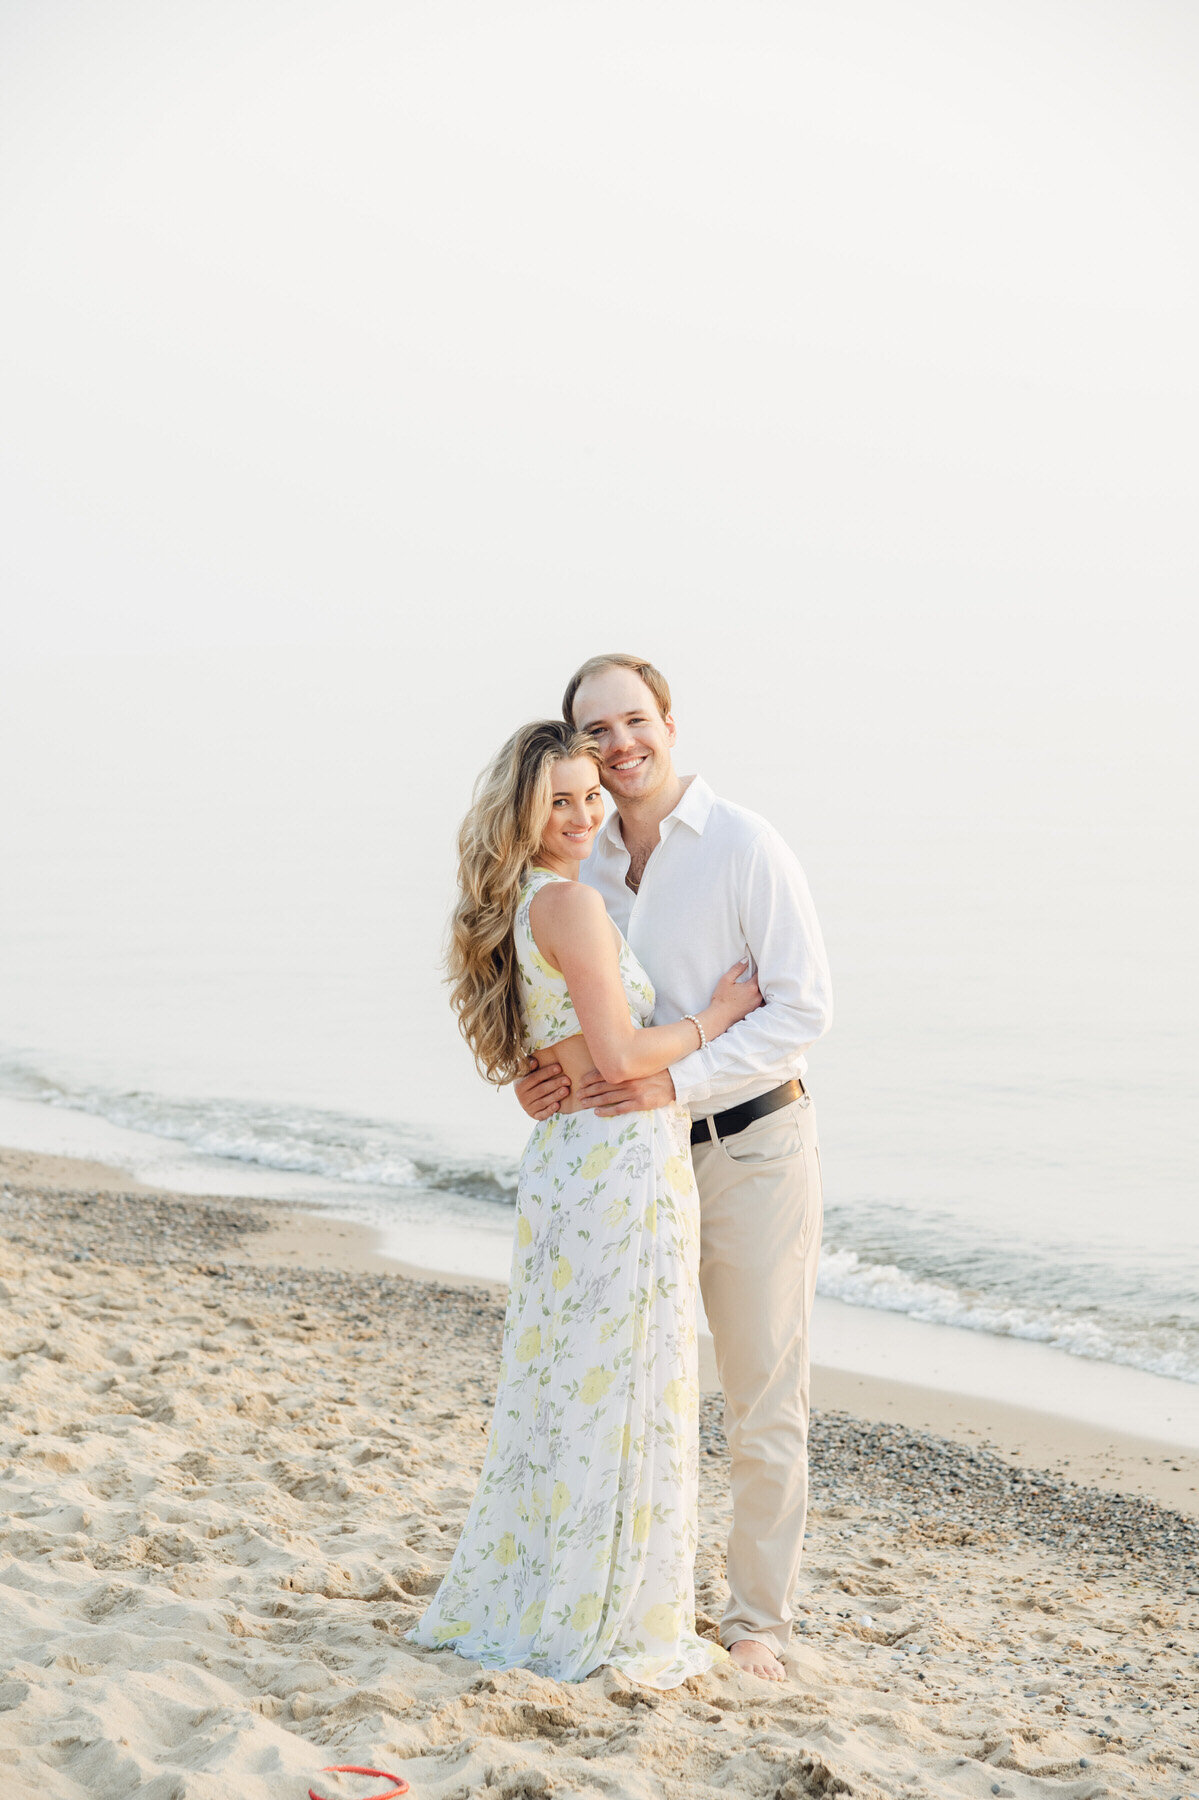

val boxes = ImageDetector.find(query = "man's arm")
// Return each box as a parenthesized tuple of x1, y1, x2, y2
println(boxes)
(668, 826, 832, 1109)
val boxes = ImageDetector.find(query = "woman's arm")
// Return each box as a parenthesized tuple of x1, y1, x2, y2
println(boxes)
(530, 882, 758, 1084)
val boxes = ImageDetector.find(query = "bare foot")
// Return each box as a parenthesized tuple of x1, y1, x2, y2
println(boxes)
(728, 1638, 786, 1682)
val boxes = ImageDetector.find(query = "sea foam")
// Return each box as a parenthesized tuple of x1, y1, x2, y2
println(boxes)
(2, 1061, 1195, 1386)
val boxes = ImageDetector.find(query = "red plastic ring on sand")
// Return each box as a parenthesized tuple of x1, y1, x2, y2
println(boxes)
(308, 1765, 409, 1800)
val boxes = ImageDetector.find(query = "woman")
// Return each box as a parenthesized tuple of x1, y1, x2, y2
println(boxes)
(411, 720, 762, 1687)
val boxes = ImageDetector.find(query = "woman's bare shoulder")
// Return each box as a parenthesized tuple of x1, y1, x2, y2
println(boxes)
(529, 878, 608, 927)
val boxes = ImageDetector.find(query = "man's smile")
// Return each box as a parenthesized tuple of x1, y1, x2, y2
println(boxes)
(610, 754, 648, 772)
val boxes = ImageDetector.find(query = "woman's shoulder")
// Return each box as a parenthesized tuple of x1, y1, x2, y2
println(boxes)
(528, 876, 607, 925)
(527, 876, 610, 976)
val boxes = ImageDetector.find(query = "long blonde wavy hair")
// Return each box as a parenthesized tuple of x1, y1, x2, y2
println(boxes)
(448, 719, 602, 1085)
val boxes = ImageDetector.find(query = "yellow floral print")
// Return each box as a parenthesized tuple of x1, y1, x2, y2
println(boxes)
(604, 1422, 633, 1458)
(571, 1593, 603, 1630)
(580, 1366, 616, 1404)
(663, 1155, 692, 1195)
(661, 1377, 695, 1417)
(641, 1603, 682, 1641)
(431, 1618, 472, 1645)
(529, 944, 561, 980)
(412, 868, 721, 1691)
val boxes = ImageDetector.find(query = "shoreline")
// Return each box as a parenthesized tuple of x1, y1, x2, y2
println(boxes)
(3, 1143, 1198, 1798)
(2, 1092, 1194, 1444)
(5, 1143, 1196, 1516)
(240, 1199, 1199, 1518)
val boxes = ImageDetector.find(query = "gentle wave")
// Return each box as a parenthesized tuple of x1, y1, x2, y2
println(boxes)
(818, 1245, 1199, 1385)
(1, 1062, 1195, 1386)
(0, 1067, 519, 1209)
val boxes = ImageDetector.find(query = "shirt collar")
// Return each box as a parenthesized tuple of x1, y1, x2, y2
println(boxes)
(597, 773, 714, 853)
(598, 806, 626, 852)
(669, 773, 715, 835)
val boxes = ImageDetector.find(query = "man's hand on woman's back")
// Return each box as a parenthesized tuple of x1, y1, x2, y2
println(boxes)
(513, 1060, 677, 1119)
(515, 1060, 571, 1120)
(575, 1068, 676, 1116)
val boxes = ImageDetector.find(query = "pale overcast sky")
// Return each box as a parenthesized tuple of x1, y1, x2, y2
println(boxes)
(1, 2, 1196, 1187)
(2, 0, 1196, 695)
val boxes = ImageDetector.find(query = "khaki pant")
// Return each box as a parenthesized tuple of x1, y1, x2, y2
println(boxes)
(690, 1093, 822, 1657)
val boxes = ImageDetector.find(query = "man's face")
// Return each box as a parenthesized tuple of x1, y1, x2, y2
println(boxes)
(571, 667, 677, 805)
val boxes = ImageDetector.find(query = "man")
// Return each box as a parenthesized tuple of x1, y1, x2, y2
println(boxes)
(516, 652, 832, 1683)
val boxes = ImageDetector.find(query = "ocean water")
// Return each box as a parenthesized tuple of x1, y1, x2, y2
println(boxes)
(2, 648, 1196, 1391)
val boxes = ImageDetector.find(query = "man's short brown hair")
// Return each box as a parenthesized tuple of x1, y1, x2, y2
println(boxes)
(562, 653, 672, 726)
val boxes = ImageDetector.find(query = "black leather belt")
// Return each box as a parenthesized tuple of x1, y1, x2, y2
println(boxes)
(690, 1078, 805, 1146)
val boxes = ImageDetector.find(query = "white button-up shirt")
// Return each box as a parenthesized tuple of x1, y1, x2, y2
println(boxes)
(581, 775, 833, 1116)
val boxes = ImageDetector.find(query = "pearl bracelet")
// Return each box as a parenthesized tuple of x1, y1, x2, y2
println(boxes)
(684, 1013, 707, 1050)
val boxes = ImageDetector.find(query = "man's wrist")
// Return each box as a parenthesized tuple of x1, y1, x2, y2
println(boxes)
(667, 1051, 705, 1109)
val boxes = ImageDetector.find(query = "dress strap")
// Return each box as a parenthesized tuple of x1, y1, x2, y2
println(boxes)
(520, 866, 568, 909)
(516, 866, 564, 937)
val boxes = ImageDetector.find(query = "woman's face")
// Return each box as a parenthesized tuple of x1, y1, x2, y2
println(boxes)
(537, 756, 605, 873)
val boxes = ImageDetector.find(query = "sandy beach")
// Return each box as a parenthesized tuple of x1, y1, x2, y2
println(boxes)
(2, 1148, 1197, 1800)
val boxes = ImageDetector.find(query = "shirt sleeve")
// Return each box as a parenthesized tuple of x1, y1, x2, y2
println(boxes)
(668, 826, 833, 1109)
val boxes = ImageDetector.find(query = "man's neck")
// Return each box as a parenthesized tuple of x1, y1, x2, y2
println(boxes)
(615, 771, 690, 859)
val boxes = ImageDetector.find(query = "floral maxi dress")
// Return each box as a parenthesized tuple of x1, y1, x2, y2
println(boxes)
(412, 868, 723, 1687)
